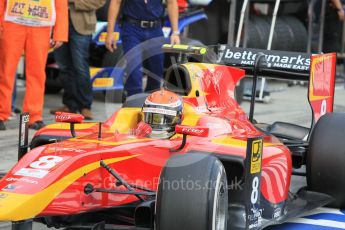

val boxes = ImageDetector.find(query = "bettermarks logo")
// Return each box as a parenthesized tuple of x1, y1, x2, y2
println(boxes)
(217, 46, 311, 72)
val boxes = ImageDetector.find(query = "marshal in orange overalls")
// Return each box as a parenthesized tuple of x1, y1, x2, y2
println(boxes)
(0, 0, 68, 125)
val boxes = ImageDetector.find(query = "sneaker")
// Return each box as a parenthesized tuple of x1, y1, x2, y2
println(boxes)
(0, 120, 6, 131)
(13, 107, 21, 114)
(80, 108, 94, 120)
(50, 106, 70, 115)
(8, 112, 16, 121)
(29, 121, 46, 130)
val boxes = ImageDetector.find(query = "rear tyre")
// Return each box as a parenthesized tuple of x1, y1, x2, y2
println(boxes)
(156, 153, 228, 230)
(246, 21, 261, 48)
(307, 113, 345, 208)
(270, 18, 292, 51)
(251, 16, 270, 49)
(282, 16, 307, 52)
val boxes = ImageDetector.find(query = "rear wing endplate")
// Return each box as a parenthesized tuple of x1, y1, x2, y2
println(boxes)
(308, 53, 336, 125)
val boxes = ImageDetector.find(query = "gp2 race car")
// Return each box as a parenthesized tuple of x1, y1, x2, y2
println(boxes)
(1, 45, 344, 230)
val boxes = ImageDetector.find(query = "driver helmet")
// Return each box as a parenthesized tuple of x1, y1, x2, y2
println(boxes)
(142, 89, 183, 139)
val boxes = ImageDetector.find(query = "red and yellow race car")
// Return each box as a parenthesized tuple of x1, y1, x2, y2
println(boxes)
(0, 45, 344, 230)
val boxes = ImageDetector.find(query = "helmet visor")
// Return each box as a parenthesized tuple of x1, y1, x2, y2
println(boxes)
(144, 113, 179, 126)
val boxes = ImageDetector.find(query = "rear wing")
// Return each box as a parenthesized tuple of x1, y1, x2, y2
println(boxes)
(215, 46, 311, 81)
(213, 45, 336, 126)
(162, 44, 336, 125)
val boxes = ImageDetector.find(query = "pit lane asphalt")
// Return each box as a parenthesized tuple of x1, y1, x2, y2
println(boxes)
(0, 80, 345, 229)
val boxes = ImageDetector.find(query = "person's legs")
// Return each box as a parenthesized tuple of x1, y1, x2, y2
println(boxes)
(23, 26, 51, 124)
(68, 24, 93, 112)
(143, 28, 164, 92)
(54, 25, 79, 112)
(11, 75, 17, 112)
(54, 44, 79, 112)
(8, 75, 21, 120)
(0, 22, 26, 125)
(121, 23, 145, 96)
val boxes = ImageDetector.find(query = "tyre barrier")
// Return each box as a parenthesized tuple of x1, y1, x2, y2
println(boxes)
(245, 15, 307, 52)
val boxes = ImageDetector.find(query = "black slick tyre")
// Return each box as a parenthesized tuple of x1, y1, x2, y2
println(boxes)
(307, 113, 345, 208)
(155, 153, 228, 230)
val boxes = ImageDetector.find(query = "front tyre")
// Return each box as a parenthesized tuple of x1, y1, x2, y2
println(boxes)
(307, 113, 345, 208)
(156, 153, 228, 230)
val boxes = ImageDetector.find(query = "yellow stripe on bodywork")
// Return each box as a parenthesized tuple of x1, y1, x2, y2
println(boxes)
(109, 108, 142, 133)
(212, 136, 283, 148)
(0, 155, 139, 221)
(45, 123, 98, 130)
(212, 136, 247, 148)
(171, 103, 203, 140)
(308, 95, 331, 102)
(69, 137, 151, 146)
(180, 103, 202, 126)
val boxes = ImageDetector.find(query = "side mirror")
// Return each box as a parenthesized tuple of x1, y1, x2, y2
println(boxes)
(175, 125, 209, 137)
(55, 112, 84, 124)
(55, 112, 84, 138)
(171, 125, 209, 153)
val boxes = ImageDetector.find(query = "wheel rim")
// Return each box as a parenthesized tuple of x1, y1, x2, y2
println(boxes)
(213, 173, 227, 230)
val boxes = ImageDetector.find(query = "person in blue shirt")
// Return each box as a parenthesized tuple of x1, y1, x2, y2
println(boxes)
(106, 0, 180, 98)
